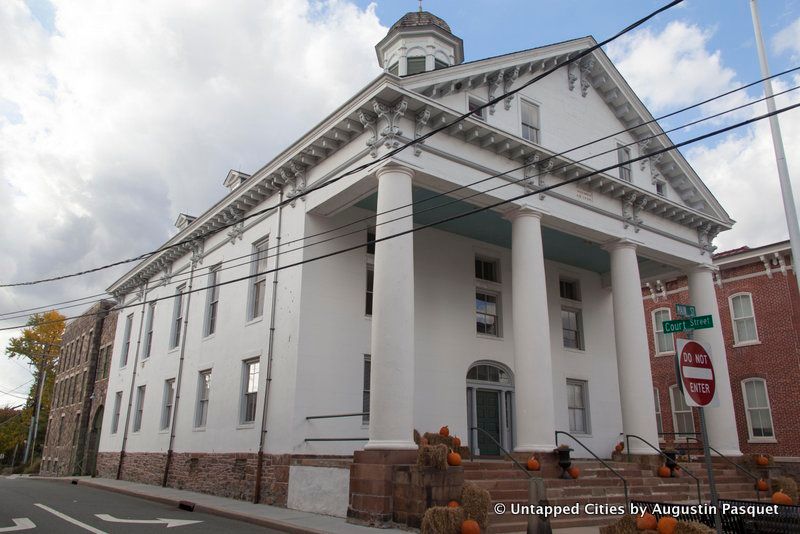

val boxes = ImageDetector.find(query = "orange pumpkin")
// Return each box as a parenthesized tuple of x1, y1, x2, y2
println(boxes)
(772, 490, 793, 505)
(452, 436, 461, 449)
(657, 466, 671, 478)
(657, 515, 678, 534)
(635, 512, 657, 530)
(447, 451, 462, 467)
(567, 466, 580, 479)
(756, 479, 769, 492)
(439, 426, 450, 437)
(614, 442, 624, 453)
(461, 519, 481, 534)
(448, 500, 460, 508)
(756, 454, 770, 466)
(526, 457, 541, 471)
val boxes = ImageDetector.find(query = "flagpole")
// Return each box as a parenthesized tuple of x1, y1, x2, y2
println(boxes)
(749, 0, 800, 290)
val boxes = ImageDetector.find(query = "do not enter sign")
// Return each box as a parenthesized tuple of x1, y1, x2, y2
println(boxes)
(676, 339, 716, 407)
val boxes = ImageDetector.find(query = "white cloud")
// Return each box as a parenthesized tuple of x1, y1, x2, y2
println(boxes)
(773, 17, 800, 62)
(606, 21, 741, 114)
(686, 74, 800, 251)
(0, 0, 386, 384)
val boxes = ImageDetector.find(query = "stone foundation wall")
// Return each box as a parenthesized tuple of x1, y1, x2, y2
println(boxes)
(95, 451, 121, 479)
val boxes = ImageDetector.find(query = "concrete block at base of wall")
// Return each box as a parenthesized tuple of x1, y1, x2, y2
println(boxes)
(287, 465, 350, 518)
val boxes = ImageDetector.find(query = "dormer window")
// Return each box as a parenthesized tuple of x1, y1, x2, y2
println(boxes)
(655, 180, 667, 197)
(407, 56, 426, 75)
(469, 97, 486, 121)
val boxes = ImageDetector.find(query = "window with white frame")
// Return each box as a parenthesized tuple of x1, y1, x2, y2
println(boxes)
(161, 379, 175, 431)
(521, 99, 540, 143)
(250, 239, 269, 320)
(241, 360, 259, 424)
(669, 385, 695, 437)
(652, 308, 675, 355)
(133, 385, 146, 432)
(567, 379, 590, 434)
(406, 56, 426, 75)
(143, 302, 155, 359)
(205, 265, 221, 336)
(362, 355, 371, 424)
(560, 278, 584, 350)
(111, 391, 122, 434)
(195, 370, 211, 428)
(730, 293, 758, 344)
(475, 257, 499, 283)
(475, 291, 500, 336)
(169, 285, 185, 349)
(121, 314, 133, 366)
(617, 143, 632, 182)
(365, 265, 374, 316)
(742, 378, 775, 440)
(654, 387, 663, 435)
(469, 96, 486, 121)
(655, 180, 667, 197)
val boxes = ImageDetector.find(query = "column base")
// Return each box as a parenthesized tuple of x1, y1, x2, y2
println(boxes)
(364, 440, 418, 451)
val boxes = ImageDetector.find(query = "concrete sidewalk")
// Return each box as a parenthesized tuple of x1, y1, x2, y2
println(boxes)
(33, 476, 599, 533)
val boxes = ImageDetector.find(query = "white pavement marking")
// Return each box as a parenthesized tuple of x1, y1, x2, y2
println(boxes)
(95, 514, 201, 528)
(0, 518, 35, 532)
(33, 504, 107, 534)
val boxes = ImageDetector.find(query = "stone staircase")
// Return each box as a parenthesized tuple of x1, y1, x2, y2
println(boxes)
(462, 457, 762, 533)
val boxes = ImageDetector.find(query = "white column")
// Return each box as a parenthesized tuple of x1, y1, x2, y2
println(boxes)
(606, 240, 660, 454)
(509, 207, 556, 452)
(687, 265, 742, 456)
(364, 164, 416, 450)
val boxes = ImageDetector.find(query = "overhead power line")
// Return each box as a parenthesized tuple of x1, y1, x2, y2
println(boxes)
(1, 100, 796, 332)
(0, 0, 686, 289)
(1, 80, 798, 321)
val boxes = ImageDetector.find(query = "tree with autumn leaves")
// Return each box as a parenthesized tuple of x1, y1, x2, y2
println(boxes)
(1, 311, 65, 469)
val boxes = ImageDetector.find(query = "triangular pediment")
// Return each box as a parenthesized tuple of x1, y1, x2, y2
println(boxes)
(397, 37, 733, 226)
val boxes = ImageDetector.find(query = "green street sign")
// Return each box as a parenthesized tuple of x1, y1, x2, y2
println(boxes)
(663, 315, 714, 333)
(676, 304, 696, 318)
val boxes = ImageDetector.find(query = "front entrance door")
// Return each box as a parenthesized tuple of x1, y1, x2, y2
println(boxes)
(475, 390, 501, 455)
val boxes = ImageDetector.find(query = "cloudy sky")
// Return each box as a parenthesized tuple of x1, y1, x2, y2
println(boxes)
(1, 0, 799, 405)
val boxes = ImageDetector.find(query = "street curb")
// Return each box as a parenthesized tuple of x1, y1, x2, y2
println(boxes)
(33, 477, 326, 534)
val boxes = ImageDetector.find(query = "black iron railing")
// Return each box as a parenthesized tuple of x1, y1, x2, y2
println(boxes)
(304, 412, 368, 442)
(469, 426, 533, 478)
(556, 430, 629, 509)
(626, 434, 702, 503)
(685, 436, 763, 501)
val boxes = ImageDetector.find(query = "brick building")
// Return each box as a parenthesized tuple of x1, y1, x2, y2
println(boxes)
(40, 300, 117, 476)
(643, 241, 800, 458)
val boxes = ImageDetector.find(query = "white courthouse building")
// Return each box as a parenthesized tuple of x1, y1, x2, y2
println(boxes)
(98, 10, 741, 519)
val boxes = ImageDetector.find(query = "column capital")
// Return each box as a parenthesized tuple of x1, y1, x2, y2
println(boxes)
(375, 162, 415, 180)
(686, 263, 718, 275)
(602, 238, 639, 253)
(504, 205, 546, 222)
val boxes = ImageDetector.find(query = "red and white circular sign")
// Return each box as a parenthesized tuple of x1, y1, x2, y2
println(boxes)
(679, 340, 716, 406)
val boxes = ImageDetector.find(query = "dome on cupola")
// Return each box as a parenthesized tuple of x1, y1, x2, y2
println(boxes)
(375, 7, 463, 76)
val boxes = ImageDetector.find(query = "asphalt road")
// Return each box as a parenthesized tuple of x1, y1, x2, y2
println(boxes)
(0, 476, 282, 533)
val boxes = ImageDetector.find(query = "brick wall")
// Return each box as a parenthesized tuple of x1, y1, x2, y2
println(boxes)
(41, 301, 117, 476)
(643, 251, 800, 457)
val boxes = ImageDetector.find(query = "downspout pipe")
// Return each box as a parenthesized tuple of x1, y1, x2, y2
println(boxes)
(163, 260, 197, 487)
(117, 281, 149, 480)
(254, 191, 284, 504)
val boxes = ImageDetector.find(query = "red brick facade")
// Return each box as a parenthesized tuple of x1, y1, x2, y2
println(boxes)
(40, 301, 117, 476)
(643, 243, 800, 457)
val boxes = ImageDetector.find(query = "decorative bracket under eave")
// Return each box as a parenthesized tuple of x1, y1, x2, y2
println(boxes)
(579, 57, 594, 97)
(413, 107, 431, 157)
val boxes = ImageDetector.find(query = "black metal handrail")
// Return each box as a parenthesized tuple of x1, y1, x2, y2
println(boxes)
(556, 431, 629, 508)
(626, 434, 702, 503)
(305, 412, 368, 442)
(469, 427, 535, 479)
(685, 436, 763, 501)
(658, 432, 703, 461)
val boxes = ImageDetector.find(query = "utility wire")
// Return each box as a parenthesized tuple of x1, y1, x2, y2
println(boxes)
(1, 100, 796, 332)
(0, 0, 686, 289)
(1, 81, 797, 321)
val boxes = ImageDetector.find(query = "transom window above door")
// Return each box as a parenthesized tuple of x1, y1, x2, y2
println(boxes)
(467, 363, 512, 385)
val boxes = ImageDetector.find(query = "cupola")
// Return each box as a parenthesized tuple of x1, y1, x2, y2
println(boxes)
(375, 7, 463, 76)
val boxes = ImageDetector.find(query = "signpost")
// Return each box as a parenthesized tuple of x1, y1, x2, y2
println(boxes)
(676, 331, 722, 534)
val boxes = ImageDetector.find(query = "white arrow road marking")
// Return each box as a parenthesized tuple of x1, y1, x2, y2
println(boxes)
(0, 518, 35, 532)
(95, 514, 202, 528)
(34, 504, 107, 534)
